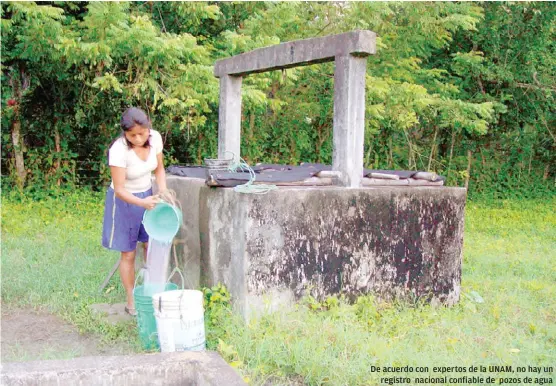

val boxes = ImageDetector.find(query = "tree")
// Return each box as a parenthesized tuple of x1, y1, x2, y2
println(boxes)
(1, 2, 553, 198)
(1, 2, 64, 189)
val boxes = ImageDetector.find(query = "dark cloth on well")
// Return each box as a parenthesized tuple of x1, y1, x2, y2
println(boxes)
(166, 163, 445, 185)
(166, 165, 207, 179)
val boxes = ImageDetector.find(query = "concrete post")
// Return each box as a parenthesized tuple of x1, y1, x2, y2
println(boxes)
(333, 54, 367, 187)
(218, 75, 243, 159)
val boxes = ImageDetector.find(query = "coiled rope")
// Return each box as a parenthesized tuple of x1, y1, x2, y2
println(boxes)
(225, 152, 278, 195)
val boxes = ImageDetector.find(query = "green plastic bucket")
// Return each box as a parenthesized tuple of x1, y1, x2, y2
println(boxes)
(134, 283, 178, 350)
(142, 202, 182, 242)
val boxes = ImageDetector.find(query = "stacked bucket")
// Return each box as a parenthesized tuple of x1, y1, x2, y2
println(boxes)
(133, 282, 178, 350)
(134, 199, 206, 352)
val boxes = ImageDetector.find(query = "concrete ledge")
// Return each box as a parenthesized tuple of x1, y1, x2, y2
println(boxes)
(1, 351, 246, 386)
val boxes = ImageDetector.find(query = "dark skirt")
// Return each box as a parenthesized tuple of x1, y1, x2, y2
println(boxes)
(102, 187, 152, 252)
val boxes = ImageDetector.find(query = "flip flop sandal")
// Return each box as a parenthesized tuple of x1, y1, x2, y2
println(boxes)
(125, 306, 137, 316)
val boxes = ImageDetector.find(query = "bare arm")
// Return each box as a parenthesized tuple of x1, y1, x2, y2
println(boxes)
(154, 152, 167, 192)
(111, 166, 157, 209)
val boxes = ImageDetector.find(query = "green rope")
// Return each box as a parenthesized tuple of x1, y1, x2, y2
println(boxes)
(225, 152, 278, 195)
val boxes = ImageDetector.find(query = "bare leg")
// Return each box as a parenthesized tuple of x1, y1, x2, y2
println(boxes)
(120, 249, 136, 309)
(143, 242, 148, 264)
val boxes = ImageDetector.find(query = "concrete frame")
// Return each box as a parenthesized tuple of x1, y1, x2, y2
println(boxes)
(214, 30, 376, 187)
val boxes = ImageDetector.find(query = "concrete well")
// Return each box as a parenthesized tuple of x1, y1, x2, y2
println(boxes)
(166, 176, 466, 318)
(162, 30, 466, 317)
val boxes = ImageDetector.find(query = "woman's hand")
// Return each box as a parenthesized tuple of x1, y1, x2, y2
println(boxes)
(141, 196, 160, 210)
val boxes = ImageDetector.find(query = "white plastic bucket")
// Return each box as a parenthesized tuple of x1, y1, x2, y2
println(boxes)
(152, 290, 206, 352)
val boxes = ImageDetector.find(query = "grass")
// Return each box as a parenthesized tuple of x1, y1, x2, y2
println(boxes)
(3, 344, 83, 362)
(2, 191, 555, 385)
(1, 190, 142, 351)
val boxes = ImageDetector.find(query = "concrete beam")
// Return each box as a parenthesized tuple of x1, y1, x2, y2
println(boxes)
(1, 351, 246, 386)
(332, 54, 367, 187)
(214, 30, 376, 77)
(218, 75, 242, 159)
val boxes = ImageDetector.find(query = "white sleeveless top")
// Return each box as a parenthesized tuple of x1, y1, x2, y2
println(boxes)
(108, 130, 163, 193)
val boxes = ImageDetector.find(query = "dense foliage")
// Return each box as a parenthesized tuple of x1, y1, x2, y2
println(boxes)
(2, 2, 554, 199)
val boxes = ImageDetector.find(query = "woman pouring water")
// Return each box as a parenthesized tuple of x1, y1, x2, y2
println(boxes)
(102, 107, 166, 316)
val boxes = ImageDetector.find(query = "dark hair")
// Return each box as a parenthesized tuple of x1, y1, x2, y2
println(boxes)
(120, 107, 151, 148)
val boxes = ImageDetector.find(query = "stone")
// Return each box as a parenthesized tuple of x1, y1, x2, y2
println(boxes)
(89, 303, 133, 325)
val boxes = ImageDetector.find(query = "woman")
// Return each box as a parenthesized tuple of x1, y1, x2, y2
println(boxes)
(102, 107, 166, 316)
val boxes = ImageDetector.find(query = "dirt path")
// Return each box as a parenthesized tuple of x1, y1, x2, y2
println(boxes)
(1, 308, 134, 362)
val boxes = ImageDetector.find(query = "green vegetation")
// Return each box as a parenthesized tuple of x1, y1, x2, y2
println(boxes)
(2, 191, 554, 384)
(1, 190, 142, 350)
(2, 2, 554, 199)
(1, 1, 554, 383)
